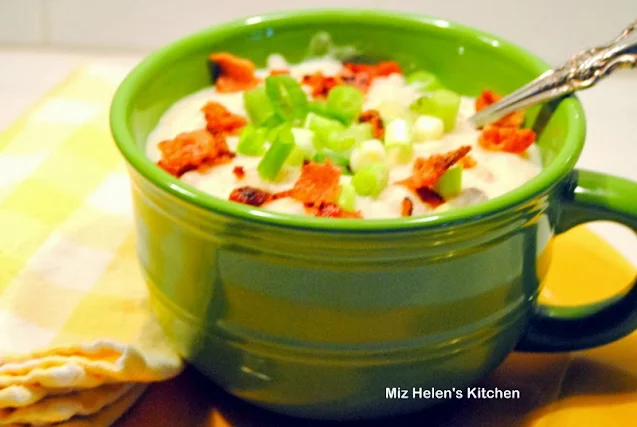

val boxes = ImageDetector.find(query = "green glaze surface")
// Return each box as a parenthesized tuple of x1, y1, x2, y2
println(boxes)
(110, 9, 637, 419)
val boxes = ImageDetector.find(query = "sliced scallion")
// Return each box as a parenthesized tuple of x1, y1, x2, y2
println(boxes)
(352, 163, 389, 197)
(265, 75, 309, 122)
(257, 125, 295, 181)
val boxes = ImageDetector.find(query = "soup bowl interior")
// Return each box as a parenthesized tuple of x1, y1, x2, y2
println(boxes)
(110, 9, 587, 420)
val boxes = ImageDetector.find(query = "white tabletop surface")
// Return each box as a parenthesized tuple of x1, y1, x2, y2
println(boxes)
(1, 49, 636, 268)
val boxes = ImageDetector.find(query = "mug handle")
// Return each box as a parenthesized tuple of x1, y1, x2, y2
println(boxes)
(516, 169, 637, 352)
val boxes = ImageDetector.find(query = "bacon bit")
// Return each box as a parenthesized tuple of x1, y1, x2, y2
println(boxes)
(269, 69, 290, 76)
(343, 61, 402, 78)
(157, 130, 234, 177)
(401, 197, 414, 217)
(290, 160, 342, 205)
(415, 187, 444, 208)
(475, 89, 501, 112)
(312, 202, 363, 219)
(232, 166, 246, 180)
(475, 89, 535, 153)
(301, 61, 402, 97)
(338, 68, 373, 93)
(475, 89, 525, 128)
(478, 126, 536, 154)
(209, 52, 260, 93)
(460, 155, 477, 169)
(215, 77, 259, 93)
(201, 101, 247, 136)
(228, 186, 361, 219)
(343, 62, 376, 75)
(272, 189, 293, 200)
(229, 186, 273, 207)
(358, 110, 384, 139)
(496, 111, 525, 128)
(302, 72, 341, 98)
(399, 146, 472, 190)
(374, 61, 402, 77)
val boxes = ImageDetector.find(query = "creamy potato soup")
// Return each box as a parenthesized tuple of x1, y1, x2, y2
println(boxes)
(147, 35, 541, 219)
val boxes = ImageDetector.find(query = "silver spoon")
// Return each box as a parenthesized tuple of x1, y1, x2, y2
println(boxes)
(468, 19, 637, 129)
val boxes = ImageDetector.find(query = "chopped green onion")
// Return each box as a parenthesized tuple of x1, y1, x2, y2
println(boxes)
(236, 124, 268, 156)
(324, 123, 372, 152)
(410, 89, 461, 132)
(338, 183, 357, 212)
(304, 112, 345, 148)
(352, 164, 389, 197)
(433, 165, 463, 199)
(412, 114, 444, 142)
(308, 101, 333, 117)
(243, 86, 279, 127)
(285, 146, 306, 166)
(313, 151, 351, 174)
(385, 119, 411, 146)
(308, 101, 350, 123)
(265, 75, 309, 122)
(331, 46, 364, 61)
(406, 70, 444, 91)
(386, 143, 413, 166)
(266, 122, 287, 143)
(285, 128, 315, 166)
(326, 85, 364, 125)
(324, 132, 356, 152)
(384, 119, 413, 165)
(377, 101, 410, 124)
(349, 123, 374, 142)
(257, 125, 295, 181)
(349, 139, 386, 173)
(291, 127, 316, 155)
(307, 32, 334, 57)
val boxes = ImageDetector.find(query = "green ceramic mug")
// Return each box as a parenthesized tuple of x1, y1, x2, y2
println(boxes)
(110, 9, 637, 420)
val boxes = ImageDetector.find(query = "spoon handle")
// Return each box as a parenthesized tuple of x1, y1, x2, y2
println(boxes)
(468, 19, 637, 129)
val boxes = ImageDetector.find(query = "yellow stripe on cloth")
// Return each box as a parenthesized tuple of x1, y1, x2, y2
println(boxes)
(0, 65, 183, 426)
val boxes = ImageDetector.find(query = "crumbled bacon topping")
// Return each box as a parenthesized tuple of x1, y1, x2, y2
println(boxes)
(460, 155, 477, 169)
(342, 62, 375, 75)
(476, 89, 525, 127)
(401, 197, 414, 217)
(311, 201, 362, 219)
(289, 160, 342, 205)
(301, 72, 341, 98)
(358, 110, 384, 139)
(338, 67, 373, 93)
(475, 89, 501, 112)
(344, 61, 402, 78)
(374, 61, 402, 77)
(201, 101, 247, 136)
(399, 146, 472, 190)
(229, 186, 273, 207)
(232, 166, 246, 180)
(479, 126, 536, 154)
(241, 161, 358, 218)
(301, 60, 402, 98)
(269, 69, 290, 76)
(415, 187, 444, 208)
(157, 130, 234, 177)
(209, 52, 260, 93)
(475, 90, 535, 153)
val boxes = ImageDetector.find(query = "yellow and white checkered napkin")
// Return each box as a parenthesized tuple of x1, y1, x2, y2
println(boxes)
(0, 65, 183, 426)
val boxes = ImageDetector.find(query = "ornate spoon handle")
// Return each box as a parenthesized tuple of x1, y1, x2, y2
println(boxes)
(468, 20, 637, 128)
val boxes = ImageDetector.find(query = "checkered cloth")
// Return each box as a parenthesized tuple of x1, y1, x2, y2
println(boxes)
(0, 65, 183, 426)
